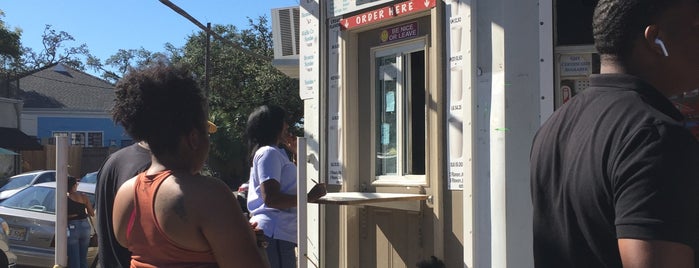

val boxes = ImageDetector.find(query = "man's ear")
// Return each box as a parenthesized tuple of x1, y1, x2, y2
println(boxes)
(644, 25, 667, 57)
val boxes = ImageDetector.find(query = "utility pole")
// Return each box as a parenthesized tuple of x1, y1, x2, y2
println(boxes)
(205, 22, 211, 98)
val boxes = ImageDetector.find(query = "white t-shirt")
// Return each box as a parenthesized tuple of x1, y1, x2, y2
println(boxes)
(247, 145, 298, 243)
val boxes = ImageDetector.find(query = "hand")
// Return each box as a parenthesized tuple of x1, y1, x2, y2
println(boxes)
(307, 183, 327, 202)
(249, 221, 268, 248)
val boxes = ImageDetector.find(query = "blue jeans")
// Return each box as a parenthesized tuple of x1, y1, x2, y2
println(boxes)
(265, 236, 297, 268)
(67, 219, 91, 268)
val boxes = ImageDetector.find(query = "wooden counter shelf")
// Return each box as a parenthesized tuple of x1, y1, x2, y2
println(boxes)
(311, 192, 428, 210)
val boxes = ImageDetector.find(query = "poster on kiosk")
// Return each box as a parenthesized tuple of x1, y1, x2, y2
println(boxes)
(554, 46, 599, 109)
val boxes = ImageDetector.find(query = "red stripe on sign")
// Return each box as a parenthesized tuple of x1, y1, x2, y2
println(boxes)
(339, 0, 435, 30)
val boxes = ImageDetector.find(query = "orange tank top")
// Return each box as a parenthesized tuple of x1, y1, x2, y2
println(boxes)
(126, 170, 218, 268)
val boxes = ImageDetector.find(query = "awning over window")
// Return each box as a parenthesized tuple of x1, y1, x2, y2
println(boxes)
(0, 127, 42, 151)
(0, 147, 18, 155)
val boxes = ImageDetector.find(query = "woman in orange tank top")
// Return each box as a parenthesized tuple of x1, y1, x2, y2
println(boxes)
(110, 62, 267, 268)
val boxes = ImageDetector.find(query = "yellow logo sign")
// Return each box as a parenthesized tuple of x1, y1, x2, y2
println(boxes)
(380, 30, 389, 42)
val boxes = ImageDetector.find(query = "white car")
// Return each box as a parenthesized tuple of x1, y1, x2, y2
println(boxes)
(0, 170, 56, 201)
(0, 181, 95, 267)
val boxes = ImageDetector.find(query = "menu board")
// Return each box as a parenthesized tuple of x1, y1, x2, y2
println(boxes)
(327, 16, 344, 185)
(446, 0, 470, 190)
(300, 0, 320, 100)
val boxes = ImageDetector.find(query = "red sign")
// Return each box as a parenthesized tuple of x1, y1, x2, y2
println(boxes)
(339, 0, 436, 30)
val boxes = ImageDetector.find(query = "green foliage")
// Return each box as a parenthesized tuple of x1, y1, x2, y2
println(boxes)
(88, 47, 174, 84)
(20, 25, 91, 72)
(173, 16, 302, 187)
(0, 11, 21, 61)
(0, 10, 22, 75)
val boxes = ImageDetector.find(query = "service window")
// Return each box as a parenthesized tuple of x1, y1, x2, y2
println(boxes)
(371, 40, 426, 185)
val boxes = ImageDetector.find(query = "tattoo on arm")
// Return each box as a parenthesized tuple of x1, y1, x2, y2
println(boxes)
(174, 197, 188, 222)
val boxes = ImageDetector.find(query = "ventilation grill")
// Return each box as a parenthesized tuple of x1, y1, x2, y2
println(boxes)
(272, 7, 300, 59)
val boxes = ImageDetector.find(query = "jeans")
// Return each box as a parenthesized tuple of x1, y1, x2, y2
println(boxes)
(67, 219, 91, 268)
(265, 236, 297, 268)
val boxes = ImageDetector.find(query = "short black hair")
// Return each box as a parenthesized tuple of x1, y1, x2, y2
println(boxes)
(245, 104, 287, 165)
(112, 62, 207, 156)
(68, 176, 77, 189)
(593, 0, 681, 60)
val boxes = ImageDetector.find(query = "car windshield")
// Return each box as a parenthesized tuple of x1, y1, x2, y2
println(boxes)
(0, 174, 34, 191)
(1, 186, 56, 213)
(81, 172, 97, 184)
(0, 185, 95, 214)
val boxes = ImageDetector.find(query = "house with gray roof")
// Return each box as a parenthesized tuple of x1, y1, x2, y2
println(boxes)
(10, 63, 130, 148)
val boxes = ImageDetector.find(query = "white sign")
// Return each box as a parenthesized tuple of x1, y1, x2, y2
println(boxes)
(327, 16, 343, 185)
(559, 54, 591, 77)
(446, 0, 469, 190)
(300, 2, 320, 100)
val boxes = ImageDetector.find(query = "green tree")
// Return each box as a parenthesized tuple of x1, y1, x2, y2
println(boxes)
(20, 25, 92, 72)
(0, 10, 21, 62)
(175, 16, 301, 188)
(88, 45, 181, 84)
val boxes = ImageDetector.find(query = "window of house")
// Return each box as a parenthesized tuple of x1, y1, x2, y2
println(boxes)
(49, 131, 103, 147)
(371, 40, 426, 185)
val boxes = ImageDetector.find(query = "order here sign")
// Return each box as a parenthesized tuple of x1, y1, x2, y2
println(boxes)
(339, 0, 436, 30)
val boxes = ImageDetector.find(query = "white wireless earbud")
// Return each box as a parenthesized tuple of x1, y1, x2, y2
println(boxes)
(655, 38, 669, 57)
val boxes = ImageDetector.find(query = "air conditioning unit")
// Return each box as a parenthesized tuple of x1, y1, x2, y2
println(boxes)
(271, 6, 300, 78)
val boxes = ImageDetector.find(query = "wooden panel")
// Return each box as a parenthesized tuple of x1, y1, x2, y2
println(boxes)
(314, 192, 427, 205)
(21, 145, 108, 178)
(361, 207, 423, 268)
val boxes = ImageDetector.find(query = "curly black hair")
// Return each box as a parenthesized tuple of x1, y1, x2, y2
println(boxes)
(112, 62, 207, 156)
(593, 0, 681, 61)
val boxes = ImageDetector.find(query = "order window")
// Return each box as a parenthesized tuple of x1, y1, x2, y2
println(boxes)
(371, 40, 426, 185)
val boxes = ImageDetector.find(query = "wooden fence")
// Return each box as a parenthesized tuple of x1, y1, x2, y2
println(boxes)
(21, 146, 114, 178)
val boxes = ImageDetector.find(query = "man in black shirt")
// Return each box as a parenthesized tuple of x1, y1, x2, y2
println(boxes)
(95, 142, 151, 268)
(531, 0, 699, 267)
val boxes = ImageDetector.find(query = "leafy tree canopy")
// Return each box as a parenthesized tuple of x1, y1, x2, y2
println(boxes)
(174, 16, 302, 187)
(19, 24, 92, 72)
(0, 10, 21, 61)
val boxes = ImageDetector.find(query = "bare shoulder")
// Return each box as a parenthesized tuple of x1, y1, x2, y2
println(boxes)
(159, 174, 235, 207)
(114, 177, 138, 205)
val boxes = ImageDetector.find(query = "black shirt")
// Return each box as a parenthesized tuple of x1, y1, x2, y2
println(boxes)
(530, 74, 699, 267)
(67, 197, 87, 220)
(95, 143, 151, 268)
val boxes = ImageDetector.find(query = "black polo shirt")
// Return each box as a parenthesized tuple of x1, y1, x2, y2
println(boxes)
(530, 74, 699, 267)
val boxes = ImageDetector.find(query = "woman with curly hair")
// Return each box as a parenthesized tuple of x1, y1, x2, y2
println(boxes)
(111, 62, 266, 267)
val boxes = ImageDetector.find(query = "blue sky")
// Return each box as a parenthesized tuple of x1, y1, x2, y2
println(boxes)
(2, 0, 298, 68)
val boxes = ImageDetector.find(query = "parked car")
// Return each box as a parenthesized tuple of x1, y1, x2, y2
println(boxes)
(0, 170, 56, 201)
(0, 181, 96, 267)
(0, 217, 17, 267)
(80, 172, 98, 184)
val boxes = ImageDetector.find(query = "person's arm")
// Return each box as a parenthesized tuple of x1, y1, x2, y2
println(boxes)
(613, 125, 699, 267)
(618, 239, 693, 268)
(260, 179, 297, 209)
(197, 178, 267, 268)
(83, 193, 95, 217)
(261, 180, 327, 209)
(112, 178, 137, 248)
